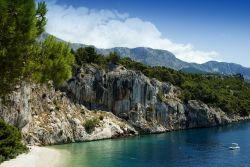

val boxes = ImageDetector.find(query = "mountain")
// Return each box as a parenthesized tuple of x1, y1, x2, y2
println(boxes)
(41, 32, 250, 80)
(180, 67, 208, 74)
(191, 61, 250, 79)
(95, 47, 250, 80)
(97, 47, 188, 70)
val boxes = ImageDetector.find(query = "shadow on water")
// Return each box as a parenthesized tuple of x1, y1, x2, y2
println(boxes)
(51, 121, 250, 167)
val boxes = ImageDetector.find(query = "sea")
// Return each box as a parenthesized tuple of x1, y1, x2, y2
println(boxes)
(51, 121, 250, 167)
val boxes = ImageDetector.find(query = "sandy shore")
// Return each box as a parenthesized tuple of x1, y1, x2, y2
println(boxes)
(0, 146, 66, 167)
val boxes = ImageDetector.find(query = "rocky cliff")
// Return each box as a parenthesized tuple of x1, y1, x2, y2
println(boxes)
(65, 64, 233, 133)
(0, 83, 137, 146)
(0, 64, 247, 146)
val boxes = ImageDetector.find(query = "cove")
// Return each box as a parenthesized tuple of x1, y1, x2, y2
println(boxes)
(51, 121, 250, 167)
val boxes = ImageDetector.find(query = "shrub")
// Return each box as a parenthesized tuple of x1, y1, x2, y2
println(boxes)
(106, 52, 120, 64)
(84, 118, 100, 134)
(0, 119, 28, 163)
(74, 47, 101, 65)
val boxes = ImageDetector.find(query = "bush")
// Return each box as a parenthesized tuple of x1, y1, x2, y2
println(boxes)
(0, 119, 28, 163)
(74, 47, 102, 65)
(106, 52, 120, 64)
(84, 118, 100, 133)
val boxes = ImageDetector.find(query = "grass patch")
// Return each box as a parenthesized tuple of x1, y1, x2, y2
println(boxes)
(84, 118, 100, 134)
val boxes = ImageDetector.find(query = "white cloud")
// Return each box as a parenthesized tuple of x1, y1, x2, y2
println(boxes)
(45, 1, 219, 64)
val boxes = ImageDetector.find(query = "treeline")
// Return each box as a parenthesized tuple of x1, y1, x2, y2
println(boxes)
(72, 46, 250, 116)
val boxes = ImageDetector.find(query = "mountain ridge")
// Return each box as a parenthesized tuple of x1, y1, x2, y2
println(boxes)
(41, 32, 250, 80)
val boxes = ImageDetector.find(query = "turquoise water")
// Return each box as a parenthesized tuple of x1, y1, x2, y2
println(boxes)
(52, 122, 250, 167)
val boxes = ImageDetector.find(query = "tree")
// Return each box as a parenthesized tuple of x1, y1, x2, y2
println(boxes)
(75, 47, 88, 65)
(106, 52, 120, 64)
(35, 2, 47, 35)
(0, 0, 47, 97)
(32, 36, 75, 87)
(74, 47, 100, 65)
(0, 119, 27, 163)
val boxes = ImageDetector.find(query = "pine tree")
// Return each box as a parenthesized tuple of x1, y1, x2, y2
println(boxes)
(32, 36, 75, 87)
(0, 0, 47, 97)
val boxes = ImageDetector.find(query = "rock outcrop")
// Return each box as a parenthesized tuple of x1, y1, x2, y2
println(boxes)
(65, 64, 231, 133)
(0, 83, 137, 146)
(0, 64, 243, 146)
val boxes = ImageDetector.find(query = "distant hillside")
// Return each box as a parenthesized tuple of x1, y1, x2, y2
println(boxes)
(40, 32, 250, 80)
(96, 47, 250, 80)
(180, 67, 208, 74)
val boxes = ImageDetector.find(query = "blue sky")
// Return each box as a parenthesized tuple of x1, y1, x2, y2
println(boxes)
(42, 0, 250, 67)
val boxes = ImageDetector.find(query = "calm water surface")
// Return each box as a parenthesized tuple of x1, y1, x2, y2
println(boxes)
(51, 121, 250, 167)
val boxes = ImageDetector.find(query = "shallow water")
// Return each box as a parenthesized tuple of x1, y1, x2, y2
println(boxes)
(51, 121, 250, 167)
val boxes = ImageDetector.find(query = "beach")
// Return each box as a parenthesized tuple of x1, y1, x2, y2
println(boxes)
(0, 146, 66, 167)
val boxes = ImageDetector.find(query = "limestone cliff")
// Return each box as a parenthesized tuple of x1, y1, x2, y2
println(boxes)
(0, 64, 247, 146)
(0, 83, 137, 146)
(65, 64, 233, 133)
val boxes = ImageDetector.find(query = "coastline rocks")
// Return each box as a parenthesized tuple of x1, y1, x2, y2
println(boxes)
(0, 64, 241, 146)
(0, 84, 137, 146)
(186, 100, 231, 128)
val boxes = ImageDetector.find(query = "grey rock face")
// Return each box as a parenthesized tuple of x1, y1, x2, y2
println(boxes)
(186, 100, 231, 128)
(0, 83, 137, 146)
(0, 83, 32, 129)
(0, 65, 243, 146)
(65, 64, 231, 133)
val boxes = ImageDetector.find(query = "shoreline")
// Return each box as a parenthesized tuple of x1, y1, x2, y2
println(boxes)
(1, 118, 249, 167)
(0, 146, 66, 167)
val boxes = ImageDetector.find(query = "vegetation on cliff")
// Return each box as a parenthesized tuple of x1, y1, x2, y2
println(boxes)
(84, 118, 100, 134)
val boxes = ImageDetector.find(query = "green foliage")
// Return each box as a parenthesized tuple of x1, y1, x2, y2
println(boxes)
(0, 0, 47, 97)
(0, 119, 28, 163)
(35, 2, 47, 35)
(32, 36, 75, 87)
(106, 52, 120, 64)
(84, 118, 100, 134)
(75, 47, 102, 65)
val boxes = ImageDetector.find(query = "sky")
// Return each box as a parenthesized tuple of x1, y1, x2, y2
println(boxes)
(40, 0, 250, 67)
